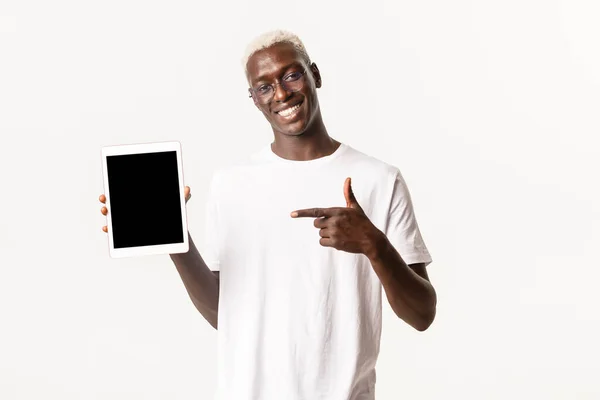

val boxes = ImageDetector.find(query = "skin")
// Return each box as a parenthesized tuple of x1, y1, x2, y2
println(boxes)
(99, 41, 437, 331)
(100, 189, 221, 329)
(246, 42, 340, 161)
(291, 178, 437, 331)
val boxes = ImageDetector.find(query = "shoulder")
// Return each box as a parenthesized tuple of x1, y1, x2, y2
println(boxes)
(341, 143, 402, 181)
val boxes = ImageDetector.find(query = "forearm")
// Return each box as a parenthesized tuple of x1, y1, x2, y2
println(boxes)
(367, 232, 437, 331)
(170, 232, 220, 329)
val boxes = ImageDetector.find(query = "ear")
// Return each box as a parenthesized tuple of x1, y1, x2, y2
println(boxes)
(311, 62, 322, 88)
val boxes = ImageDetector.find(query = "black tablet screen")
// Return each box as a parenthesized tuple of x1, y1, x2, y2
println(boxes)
(106, 151, 184, 249)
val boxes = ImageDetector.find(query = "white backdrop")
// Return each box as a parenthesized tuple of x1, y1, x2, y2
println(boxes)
(1, 0, 599, 399)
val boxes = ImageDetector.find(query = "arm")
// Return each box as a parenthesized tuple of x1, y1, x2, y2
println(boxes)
(365, 233, 436, 331)
(170, 232, 220, 329)
(291, 176, 437, 332)
(100, 188, 220, 329)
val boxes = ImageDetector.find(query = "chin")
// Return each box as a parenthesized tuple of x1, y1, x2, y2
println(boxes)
(274, 127, 307, 138)
(279, 127, 307, 136)
(272, 117, 312, 137)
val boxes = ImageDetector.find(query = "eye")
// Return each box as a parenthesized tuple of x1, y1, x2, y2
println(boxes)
(256, 85, 272, 95)
(284, 71, 303, 82)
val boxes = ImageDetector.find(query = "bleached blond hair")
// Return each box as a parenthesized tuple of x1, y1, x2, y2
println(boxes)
(242, 30, 311, 73)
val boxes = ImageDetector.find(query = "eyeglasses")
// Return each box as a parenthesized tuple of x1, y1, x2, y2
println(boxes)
(248, 69, 308, 105)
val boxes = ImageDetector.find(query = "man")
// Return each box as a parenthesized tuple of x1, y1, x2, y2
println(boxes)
(99, 30, 436, 400)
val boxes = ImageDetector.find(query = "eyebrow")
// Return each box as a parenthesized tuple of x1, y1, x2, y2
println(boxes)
(253, 62, 304, 84)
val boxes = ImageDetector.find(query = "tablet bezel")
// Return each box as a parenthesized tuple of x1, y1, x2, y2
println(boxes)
(101, 141, 189, 258)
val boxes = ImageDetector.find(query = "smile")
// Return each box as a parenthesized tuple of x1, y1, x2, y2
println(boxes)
(276, 102, 303, 118)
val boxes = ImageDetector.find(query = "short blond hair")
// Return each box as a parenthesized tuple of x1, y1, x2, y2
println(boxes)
(242, 29, 311, 72)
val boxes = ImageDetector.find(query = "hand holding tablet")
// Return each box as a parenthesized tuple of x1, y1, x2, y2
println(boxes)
(100, 186, 191, 231)
(100, 141, 190, 258)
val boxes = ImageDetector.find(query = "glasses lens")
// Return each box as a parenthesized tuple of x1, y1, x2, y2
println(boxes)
(252, 72, 306, 104)
(283, 75, 305, 93)
(254, 87, 273, 104)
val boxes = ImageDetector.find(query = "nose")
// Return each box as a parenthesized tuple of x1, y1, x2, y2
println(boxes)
(272, 82, 292, 103)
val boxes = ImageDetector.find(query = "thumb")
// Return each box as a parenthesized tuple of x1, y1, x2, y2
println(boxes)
(184, 186, 191, 203)
(343, 177, 361, 210)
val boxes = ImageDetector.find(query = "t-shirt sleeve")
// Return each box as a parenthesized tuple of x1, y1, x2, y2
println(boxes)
(384, 169, 433, 267)
(203, 173, 221, 272)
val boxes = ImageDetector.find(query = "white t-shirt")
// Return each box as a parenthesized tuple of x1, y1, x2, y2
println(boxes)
(203, 142, 432, 400)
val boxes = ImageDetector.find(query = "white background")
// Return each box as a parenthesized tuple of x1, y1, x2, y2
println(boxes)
(1, 0, 599, 399)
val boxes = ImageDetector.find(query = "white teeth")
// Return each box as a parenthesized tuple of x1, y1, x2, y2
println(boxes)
(278, 103, 301, 117)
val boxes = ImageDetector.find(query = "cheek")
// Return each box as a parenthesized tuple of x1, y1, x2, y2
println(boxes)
(307, 90, 318, 111)
(259, 106, 271, 118)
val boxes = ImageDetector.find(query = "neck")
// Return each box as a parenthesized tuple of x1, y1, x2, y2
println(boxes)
(271, 114, 340, 161)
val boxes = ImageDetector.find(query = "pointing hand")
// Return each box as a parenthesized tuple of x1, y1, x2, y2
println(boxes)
(291, 178, 382, 257)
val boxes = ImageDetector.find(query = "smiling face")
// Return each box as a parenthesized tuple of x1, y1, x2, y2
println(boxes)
(246, 42, 322, 137)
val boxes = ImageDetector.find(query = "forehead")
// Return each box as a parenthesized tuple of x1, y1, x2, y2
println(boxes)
(246, 42, 306, 83)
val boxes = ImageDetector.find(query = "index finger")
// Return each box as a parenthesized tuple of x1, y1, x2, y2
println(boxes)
(290, 207, 341, 218)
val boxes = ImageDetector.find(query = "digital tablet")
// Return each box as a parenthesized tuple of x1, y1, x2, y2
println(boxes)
(101, 141, 189, 258)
